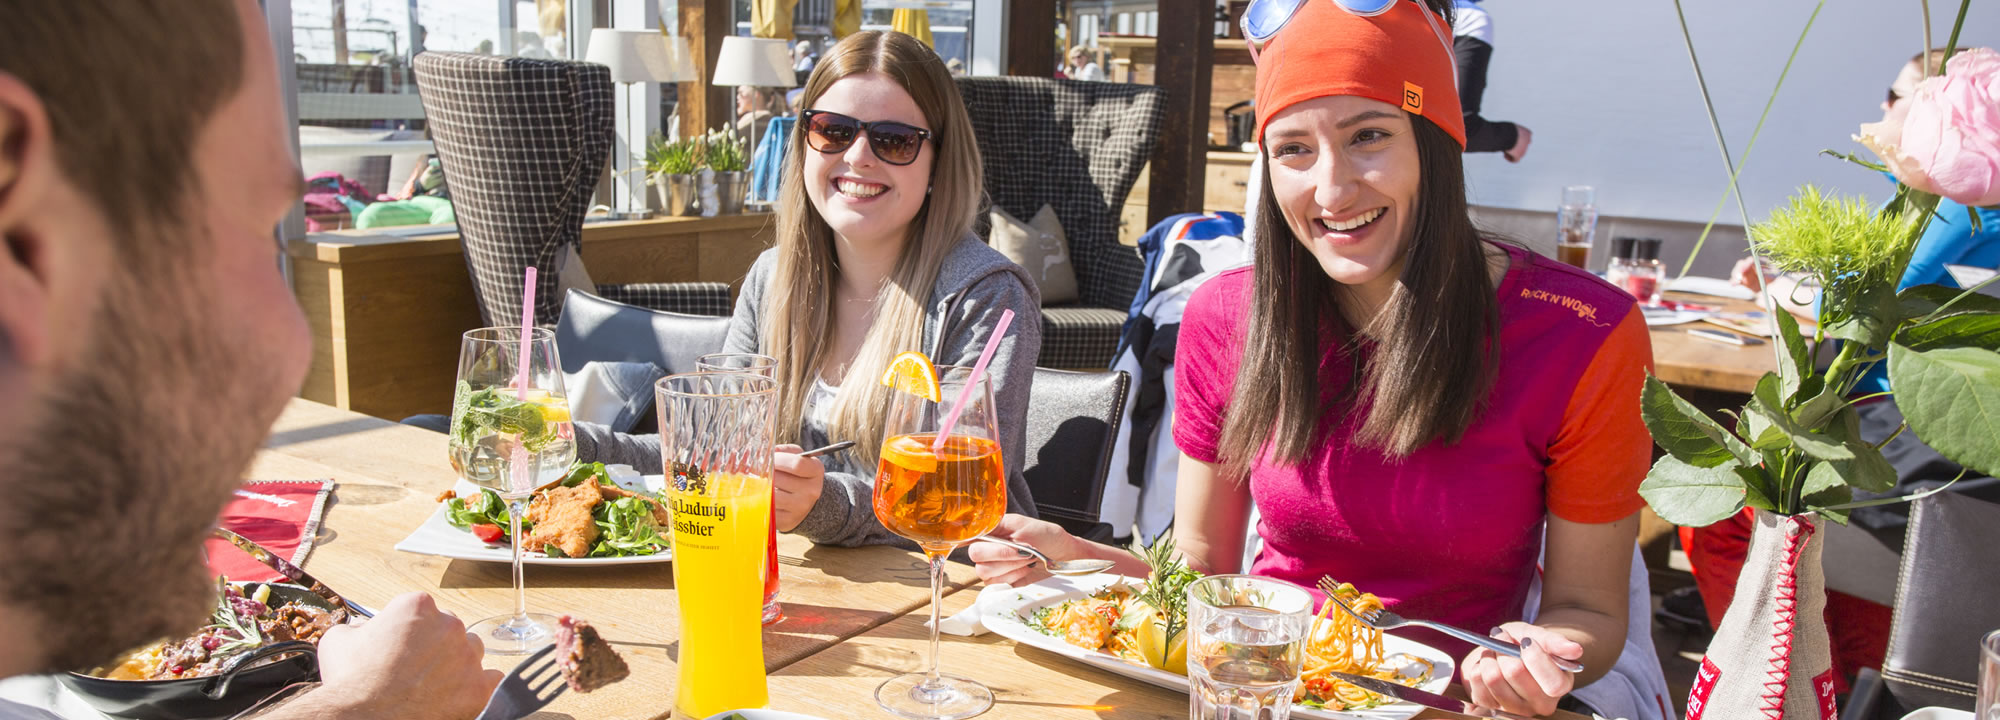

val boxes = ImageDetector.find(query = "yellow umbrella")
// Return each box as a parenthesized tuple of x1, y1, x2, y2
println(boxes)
(891, 8, 933, 48)
(832, 0, 861, 38)
(751, 0, 798, 40)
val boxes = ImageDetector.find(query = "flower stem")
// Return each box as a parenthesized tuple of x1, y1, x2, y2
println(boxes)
(1920, 0, 1934, 78)
(1942, 0, 1971, 66)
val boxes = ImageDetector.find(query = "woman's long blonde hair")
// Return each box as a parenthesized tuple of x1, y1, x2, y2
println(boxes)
(761, 31, 984, 458)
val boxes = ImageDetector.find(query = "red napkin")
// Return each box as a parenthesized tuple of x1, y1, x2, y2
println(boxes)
(204, 480, 337, 583)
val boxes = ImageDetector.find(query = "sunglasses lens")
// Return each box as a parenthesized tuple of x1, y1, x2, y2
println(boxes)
(806, 112, 859, 153)
(1241, 0, 1308, 40)
(1335, 0, 1397, 16)
(868, 124, 924, 165)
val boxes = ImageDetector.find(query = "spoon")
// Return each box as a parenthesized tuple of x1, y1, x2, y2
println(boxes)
(975, 536, 1117, 576)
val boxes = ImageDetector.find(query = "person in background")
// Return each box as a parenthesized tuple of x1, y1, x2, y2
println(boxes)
(575, 31, 1044, 549)
(1691, 45, 2000, 692)
(971, 1, 1652, 715)
(1453, 0, 1531, 161)
(0, 2, 499, 718)
(945, 57, 966, 77)
(1065, 46, 1105, 82)
(792, 39, 818, 87)
(735, 85, 787, 155)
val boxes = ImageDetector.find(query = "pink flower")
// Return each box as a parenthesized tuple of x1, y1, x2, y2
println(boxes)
(1857, 47, 2000, 207)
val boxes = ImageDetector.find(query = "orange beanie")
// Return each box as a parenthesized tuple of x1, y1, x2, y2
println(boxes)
(1252, 0, 1466, 148)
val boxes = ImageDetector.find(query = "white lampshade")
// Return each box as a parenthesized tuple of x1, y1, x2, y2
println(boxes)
(712, 36, 796, 88)
(585, 29, 695, 84)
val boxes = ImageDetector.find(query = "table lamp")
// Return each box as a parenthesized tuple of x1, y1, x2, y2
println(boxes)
(712, 36, 797, 133)
(586, 29, 695, 220)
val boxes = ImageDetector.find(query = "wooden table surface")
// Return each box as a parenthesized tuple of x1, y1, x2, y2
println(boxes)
(1648, 292, 1780, 395)
(254, 399, 1582, 720)
(254, 399, 976, 720)
(771, 592, 1588, 720)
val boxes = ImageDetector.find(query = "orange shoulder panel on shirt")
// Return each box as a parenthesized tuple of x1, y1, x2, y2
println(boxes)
(1546, 304, 1654, 524)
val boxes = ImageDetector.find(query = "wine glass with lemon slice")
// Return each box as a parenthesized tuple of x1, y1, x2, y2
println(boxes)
(871, 352, 1007, 719)
(449, 326, 575, 654)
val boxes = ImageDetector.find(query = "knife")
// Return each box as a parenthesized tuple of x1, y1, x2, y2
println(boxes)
(211, 526, 374, 621)
(1325, 671, 1535, 720)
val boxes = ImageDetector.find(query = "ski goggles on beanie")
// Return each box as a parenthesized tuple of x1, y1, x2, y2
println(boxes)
(1246, 0, 1466, 149)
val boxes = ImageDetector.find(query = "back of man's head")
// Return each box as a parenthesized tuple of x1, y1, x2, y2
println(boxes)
(0, 0, 244, 247)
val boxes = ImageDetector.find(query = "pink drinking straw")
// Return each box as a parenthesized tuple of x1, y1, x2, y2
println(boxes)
(932, 309, 1013, 453)
(511, 267, 538, 494)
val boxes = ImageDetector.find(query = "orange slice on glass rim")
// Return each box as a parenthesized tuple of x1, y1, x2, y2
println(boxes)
(879, 351, 942, 402)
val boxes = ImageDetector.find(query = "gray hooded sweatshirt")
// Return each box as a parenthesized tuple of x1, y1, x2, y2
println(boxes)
(573, 234, 1043, 548)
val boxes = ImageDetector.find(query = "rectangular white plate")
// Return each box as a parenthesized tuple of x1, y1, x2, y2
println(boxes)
(977, 574, 1456, 720)
(394, 468, 672, 566)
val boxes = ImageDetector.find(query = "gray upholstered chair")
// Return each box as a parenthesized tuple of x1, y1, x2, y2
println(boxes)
(955, 77, 1165, 369)
(411, 51, 729, 327)
(1022, 368, 1131, 542)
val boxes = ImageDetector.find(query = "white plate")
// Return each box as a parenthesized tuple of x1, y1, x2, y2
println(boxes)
(1665, 276, 1756, 300)
(699, 711, 834, 720)
(1642, 306, 1711, 327)
(978, 574, 1456, 720)
(393, 467, 672, 565)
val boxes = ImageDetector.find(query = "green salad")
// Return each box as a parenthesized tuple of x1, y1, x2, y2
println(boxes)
(443, 462, 672, 558)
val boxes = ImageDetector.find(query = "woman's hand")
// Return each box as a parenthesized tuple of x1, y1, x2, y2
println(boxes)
(1461, 622, 1586, 718)
(1732, 257, 1770, 292)
(772, 444, 825, 532)
(966, 513, 1086, 586)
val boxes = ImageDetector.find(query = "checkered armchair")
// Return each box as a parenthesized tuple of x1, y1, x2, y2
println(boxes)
(411, 52, 730, 327)
(955, 77, 1165, 368)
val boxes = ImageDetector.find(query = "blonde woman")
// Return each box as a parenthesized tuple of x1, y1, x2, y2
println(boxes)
(576, 31, 1043, 548)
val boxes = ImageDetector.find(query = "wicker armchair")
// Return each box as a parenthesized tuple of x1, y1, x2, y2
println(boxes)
(955, 77, 1166, 368)
(412, 51, 729, 325)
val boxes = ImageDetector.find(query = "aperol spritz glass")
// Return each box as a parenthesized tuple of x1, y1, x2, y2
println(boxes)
(871, 364, 1006, 720)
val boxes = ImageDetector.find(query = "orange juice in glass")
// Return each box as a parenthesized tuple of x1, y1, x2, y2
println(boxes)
(871, 357, 1007, 720)
(657, 372, 775, 717)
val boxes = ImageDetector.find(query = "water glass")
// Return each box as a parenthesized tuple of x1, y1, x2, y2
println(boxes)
(695, 353, 785, 626)
(1980, 629, 1999, 719)
(658, 372, 776, 717)
(1557, 185, 1598, 270)
(1187, 575, 1313, 720)
(450, 327, 575, 655)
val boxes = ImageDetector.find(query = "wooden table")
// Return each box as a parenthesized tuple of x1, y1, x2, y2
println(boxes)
(252, 399, 1583, 720)
(1648, 292, 1779, 395)
(289, 214, 775, 422)
(255, 399, 975, 720)
(771, 591, 1588, 720)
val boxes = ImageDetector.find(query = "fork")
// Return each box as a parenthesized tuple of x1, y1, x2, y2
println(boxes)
(474, 643, 568, 720)
(1316, 577, 1585, 674)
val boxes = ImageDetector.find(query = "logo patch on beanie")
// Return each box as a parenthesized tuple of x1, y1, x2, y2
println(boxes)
(1402, 82, 1423, 114)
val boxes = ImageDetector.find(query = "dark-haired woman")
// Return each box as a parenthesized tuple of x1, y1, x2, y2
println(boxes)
(967, 1, 1649, 715)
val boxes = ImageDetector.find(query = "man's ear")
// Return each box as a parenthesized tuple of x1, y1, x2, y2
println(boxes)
(0, 71, 56, 370)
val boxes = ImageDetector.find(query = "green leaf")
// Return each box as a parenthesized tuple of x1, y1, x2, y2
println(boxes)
(1774, 307, 1812, 398)
(1642, 375, 1755, 467)
(1639, 455, 1749, 527)
(543, 543, 566, 558)
(1898, 284, 2000, 321)
(1823, 282, 1898, 350)
(1750, 374, 1853, 461)
(1888, 344, 2000, 476)
(1739, 464, 1781, 512)
(1792, 386, 1846, 431)
(1897, 312, 2000, 352)
(1801, 461, 1842, 497)
(1803, 484, 1853, 525)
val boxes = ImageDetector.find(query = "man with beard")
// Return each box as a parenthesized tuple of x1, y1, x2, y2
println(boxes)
(0, 1, 500, 718)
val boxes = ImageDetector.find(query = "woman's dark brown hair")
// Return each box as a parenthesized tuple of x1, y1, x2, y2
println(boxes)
(1214, 110, 1499, 475)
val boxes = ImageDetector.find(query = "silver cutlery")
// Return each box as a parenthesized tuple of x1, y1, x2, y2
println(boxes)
(1316, 576, 1585, 674)
(473, 643, 567, 720)
(974, 536, 1118, 576)
(210, 527, 373, 621)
